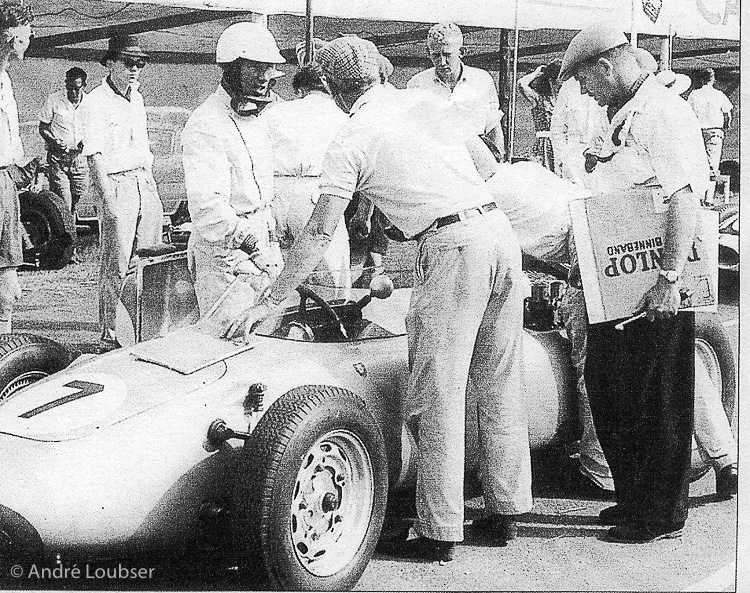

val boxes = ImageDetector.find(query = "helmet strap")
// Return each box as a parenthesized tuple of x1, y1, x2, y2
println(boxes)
(221, 63, 272, 117)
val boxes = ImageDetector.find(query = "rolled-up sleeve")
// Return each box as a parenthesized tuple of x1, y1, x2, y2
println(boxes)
(81, 94, 105, 159)
(182, 122, 238, 245)
(318, 131, 361, 202)
(38, 95, 54, 124)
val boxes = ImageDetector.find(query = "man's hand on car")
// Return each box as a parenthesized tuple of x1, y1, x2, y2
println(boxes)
(223, 301, 276, 342)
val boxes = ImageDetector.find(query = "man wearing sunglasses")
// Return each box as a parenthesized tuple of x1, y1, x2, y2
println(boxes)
(182, 22, 285, 316)
(82, 35, 164, 353)
(0, 0, 33, 334)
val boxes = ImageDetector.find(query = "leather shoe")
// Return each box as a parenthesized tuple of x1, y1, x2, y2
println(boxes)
(472, 514, 518, 546)
(598, 505, 627, 525)
(377, 529, 455, 563)
(715, 464, 738, 498)
(607, 523, 683, 543)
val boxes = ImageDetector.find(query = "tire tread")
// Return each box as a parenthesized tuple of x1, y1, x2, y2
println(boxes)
(232, 385, 386, 591)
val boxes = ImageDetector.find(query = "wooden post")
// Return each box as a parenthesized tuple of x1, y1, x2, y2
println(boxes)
(304, 0, 313, 66)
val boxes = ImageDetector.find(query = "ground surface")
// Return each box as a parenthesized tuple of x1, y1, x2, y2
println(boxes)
(10, 230, 740, 592)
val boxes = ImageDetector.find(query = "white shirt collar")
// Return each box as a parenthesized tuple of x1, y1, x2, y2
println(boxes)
(349, 84, 387, 116)
(432, 62, 466, 87)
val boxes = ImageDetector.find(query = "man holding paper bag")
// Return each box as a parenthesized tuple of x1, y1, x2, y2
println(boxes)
(560, 25, 710, 543)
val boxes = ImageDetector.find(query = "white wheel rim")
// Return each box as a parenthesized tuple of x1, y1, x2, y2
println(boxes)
(0, 371, 48, 404)
(290, 429, 375, 577)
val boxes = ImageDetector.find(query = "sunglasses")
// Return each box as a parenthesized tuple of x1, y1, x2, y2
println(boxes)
(123, 57, 147, 69)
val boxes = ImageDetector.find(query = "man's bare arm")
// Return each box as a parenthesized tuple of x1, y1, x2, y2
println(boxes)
(465, 134, 500, 180)
(265, 193, 351, 305)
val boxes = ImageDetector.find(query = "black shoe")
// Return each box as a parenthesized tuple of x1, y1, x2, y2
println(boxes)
(715, 464, 738, 498)
(472, 514, 518, 546)
(607, 523, 683, 543)
(378, 530, 455, 563)
(598, 505, 627, 525)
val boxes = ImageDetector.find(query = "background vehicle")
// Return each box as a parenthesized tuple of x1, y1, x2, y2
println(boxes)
(17, 106, 190, 268)
(0, 260, 736, 591)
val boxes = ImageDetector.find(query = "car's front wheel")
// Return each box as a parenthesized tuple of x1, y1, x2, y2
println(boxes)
(232, 385, 388, 591)
(0, 334, 71, 404)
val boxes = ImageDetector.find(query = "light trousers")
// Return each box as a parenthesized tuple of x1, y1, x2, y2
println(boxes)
(405, 209, 532, 542)
(701, 128, 724, 175)
(99, 168, 164, 344)
(47, 151, 89, 215)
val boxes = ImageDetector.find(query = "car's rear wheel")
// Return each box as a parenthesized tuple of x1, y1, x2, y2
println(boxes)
(0, 334, 71, 405)
(232, 385, 388, 591)
(690, 312, 737, 480)
(20, 189, 76, 270)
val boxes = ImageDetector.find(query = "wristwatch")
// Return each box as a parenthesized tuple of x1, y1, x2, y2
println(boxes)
(659, 269, 680, 283)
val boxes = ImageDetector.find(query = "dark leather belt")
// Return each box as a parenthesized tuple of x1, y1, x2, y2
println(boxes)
(436, 202, 497, 229)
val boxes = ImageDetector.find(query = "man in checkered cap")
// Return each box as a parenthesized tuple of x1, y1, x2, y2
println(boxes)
(408, 23, 505, 160)
(228, 35, 532, 562)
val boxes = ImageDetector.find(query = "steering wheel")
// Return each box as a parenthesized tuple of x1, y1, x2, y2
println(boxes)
(296, 285, 349, 340)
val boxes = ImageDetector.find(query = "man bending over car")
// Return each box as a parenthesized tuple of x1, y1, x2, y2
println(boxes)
(228, 36, 532, 563)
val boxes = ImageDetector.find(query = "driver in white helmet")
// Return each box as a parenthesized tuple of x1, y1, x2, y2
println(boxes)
(182, 22, 285, 315)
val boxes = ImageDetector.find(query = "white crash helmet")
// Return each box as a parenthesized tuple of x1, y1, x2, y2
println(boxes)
(216, 22, 285, 65)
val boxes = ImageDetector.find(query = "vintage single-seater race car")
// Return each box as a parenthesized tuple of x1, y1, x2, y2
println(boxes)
(0, 258, 736, 591)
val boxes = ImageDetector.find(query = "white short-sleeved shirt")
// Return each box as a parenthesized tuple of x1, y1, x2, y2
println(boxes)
(587, 76, 710, 202)
(259, 91, 347, 177)
(182, 84, 274, 246)
(550, 78, 608, 155)
(81, 78, 152, 174)
(319, 85, 493, 239)
(407, 64, 502, 139)
(38, 89, 87, 148)
(687, 84, 733, 130)
(0, 71, 23, 167)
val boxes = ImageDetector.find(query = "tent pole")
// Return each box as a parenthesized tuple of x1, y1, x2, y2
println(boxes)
(630, 0, 638, 46)
(663, 23, 673, 69)
(498, 0, 519, 162)
(304, 0, 313, 65)
(497, 29, 511, 160)
(508, 26, 520, 161)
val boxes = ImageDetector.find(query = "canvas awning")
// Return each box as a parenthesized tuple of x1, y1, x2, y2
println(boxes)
(119, 0, 739, 40)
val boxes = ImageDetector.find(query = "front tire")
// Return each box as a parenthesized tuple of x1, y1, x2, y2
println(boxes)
(232, 385, 388, 591)
(0, 334, 71, 404)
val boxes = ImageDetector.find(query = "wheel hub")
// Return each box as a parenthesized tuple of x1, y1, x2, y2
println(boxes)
(289, 430, 374, 577)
